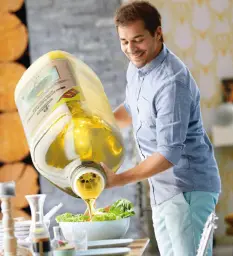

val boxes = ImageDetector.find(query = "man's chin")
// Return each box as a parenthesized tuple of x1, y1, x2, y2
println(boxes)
(132, 60, 146, 68)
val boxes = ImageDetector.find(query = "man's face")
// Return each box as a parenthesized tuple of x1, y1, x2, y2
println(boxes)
(118, 20, 161, 68)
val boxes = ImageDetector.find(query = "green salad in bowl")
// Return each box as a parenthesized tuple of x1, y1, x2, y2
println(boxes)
(56, 199, 135, 241)
(56, 199, 135, 222)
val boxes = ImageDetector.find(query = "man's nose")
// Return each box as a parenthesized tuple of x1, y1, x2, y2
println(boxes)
(127, 42, 136, 53)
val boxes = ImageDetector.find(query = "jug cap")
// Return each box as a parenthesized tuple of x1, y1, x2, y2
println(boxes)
(70, 161, 106, 198)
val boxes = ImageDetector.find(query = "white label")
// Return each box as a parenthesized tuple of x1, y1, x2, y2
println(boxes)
(17, 59, 81, 139)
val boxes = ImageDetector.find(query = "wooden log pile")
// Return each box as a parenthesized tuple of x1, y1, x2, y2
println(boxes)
(0, 0, 39, 220)
(225, 213, 233, 236)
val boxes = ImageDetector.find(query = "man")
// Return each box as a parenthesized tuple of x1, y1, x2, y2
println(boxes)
(100, 1, 221, 256)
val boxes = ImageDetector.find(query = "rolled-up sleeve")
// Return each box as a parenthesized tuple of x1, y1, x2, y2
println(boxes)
(155, 81, 193, 165)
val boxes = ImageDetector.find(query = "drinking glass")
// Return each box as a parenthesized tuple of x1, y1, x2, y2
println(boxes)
(72, 226, 87, 251)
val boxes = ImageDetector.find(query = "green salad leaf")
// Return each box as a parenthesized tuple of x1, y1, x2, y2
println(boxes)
(55, 213, 89, 222)
(108, 199, 135, 218)
(92, 212, 119, 221)
(55, 199, 135, 222)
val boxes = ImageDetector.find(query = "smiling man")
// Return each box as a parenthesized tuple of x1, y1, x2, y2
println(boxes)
(100, 1, 221, 256)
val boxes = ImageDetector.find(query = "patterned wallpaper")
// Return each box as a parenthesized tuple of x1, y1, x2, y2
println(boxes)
(149, 0, 233, 244)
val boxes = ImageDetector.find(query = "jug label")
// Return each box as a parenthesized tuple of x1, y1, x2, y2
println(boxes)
(17, 58, 84, 138)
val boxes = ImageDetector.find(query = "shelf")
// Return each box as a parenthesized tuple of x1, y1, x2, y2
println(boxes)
(212, 124, 233, 147)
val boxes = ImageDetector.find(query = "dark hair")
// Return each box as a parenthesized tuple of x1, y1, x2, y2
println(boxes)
(114, 1, 163, 42)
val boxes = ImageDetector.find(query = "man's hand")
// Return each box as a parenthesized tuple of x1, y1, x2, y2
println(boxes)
(100, 162, 120, 189)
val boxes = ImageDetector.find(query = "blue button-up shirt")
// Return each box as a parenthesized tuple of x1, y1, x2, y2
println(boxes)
(124, 44, 221, 205)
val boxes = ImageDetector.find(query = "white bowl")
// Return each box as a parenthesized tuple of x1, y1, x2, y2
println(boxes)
(59, 217, 130, 241)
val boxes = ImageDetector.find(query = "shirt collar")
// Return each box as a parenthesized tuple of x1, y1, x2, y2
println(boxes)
(136, 43, 168, 77)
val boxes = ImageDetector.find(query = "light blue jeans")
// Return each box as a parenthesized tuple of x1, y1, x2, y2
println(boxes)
(151, 191, 219, 256)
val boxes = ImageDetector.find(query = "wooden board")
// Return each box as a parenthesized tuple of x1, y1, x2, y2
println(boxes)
(127, 238, 150, 256)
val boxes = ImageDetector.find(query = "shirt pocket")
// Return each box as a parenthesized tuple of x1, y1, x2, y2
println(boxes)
(138, 95, 155, 127)
(137, 95, 157, 145)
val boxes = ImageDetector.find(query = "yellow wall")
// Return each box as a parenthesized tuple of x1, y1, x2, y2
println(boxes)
(149, 0, 233, 244)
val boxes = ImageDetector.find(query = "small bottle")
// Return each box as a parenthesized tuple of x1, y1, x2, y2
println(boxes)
(26, 194, 52, 256)
(52, 227, 75, 256)
(51, 226, 68, 249)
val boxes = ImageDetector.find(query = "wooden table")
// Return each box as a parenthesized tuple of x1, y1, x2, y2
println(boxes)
(127, 238, 150, 256)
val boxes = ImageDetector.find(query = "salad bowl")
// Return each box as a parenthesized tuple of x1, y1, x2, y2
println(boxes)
(56, 199, 134, 241)
(59, 217, 130, 241)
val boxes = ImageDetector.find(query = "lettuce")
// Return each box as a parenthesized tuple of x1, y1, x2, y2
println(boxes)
(55, 213, 89, 222)
(92, 212, 119, 221)
(108, 199, 135, 218)
(55, 198, 135, 222)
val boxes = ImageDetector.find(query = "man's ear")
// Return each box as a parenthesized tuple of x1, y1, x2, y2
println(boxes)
(156, 26, 162, 41)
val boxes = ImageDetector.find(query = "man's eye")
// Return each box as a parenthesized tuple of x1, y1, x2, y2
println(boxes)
(122, 41, 128, 45)
(135, 39, 144, 43)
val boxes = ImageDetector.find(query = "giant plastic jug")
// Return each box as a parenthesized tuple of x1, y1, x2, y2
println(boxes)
(15, 51, 125, 201)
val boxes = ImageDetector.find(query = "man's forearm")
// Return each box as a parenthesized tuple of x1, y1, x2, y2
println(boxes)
(113, 104, 132, 129)
(115, 152, 173, 186)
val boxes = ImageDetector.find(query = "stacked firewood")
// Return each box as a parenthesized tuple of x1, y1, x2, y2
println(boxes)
(225, 213, 233, 236)
(0, 0, 39, 220)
